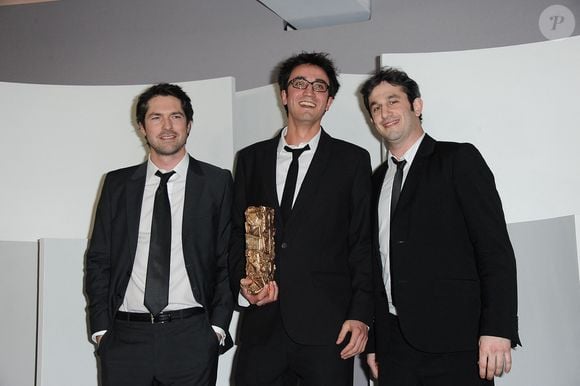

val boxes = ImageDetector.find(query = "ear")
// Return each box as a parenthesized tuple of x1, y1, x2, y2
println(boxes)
(325, 96, 334, 112)
(281, 89, 288, 106)
(186, 121, 192, 136)
(412, 98, 423, 117)
(138, 123, 146, 136)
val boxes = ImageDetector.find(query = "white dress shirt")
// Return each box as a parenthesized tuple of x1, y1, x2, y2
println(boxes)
(275, 126, 321, 206)
(121, 154, 201, 312)
(378, 133, 424, 315)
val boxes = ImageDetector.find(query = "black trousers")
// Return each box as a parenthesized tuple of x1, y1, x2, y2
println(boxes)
(234, 316, 353, 386)
(97, 313, 219, 386)
(377, 314, 493, 386)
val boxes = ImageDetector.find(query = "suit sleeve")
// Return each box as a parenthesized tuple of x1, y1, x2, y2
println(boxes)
(228, 151, 249, 304)
(208, 171, 235, 333)
(85, 174, 113, 335)
(453, 144, 520, 346)
(345, 150, 374, 325)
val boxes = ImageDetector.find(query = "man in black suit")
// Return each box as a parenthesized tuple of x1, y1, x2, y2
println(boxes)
(86, 83, 233, 386)
(360, 68, 520, 385)
(229, 52, 373, 386)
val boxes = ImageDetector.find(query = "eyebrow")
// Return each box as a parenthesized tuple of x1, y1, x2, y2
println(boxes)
(147, 111, 184, 117)
(293, 76, 328, 83)
(370, 94, 401, 104)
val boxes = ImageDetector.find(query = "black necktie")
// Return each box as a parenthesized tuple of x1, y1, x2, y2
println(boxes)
(144, 170, 175, 315)
(390, 157, 406, 218)
(280, 145, 310, 224)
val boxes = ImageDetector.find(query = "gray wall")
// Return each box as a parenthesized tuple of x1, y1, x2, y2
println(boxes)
(1, 0, 579, 90)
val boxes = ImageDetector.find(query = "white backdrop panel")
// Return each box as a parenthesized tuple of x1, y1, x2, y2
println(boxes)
(323, 74, 383, 169)
(380, 36, 580, 224)
(498, 216, 580, 385)
(234, 84, 284, 152)
(37, 238, 95, 386)
(0, 241, 37, 386)
(0, 78, 234, 242)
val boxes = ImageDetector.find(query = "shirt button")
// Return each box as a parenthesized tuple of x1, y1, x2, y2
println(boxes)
(281, 242, 288, 249)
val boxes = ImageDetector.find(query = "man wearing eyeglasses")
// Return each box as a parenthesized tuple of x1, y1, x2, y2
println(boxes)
(229, 52, 373, 386)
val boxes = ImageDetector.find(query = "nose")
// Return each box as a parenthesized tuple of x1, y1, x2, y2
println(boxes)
(162, 116, 172, 129)
(302, 83, 315, 95)
(378, 106, 389, 120)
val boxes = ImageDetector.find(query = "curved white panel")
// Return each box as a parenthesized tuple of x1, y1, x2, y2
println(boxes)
(380, 36, 580, 224)
(0, 78, 234, 241)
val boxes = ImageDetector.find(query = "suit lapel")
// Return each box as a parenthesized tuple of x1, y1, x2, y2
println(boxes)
(372, 162, 389, 233)
(182, 156, 205, 262)
(264, 135, 280, 210)
(285, 129, 332, 232)
(126, 162, 147, 263)
(372, 162, 388, 208)
(393, 134, 435, 218)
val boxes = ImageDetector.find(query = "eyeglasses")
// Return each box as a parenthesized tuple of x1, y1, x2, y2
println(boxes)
(287, 77, 330, 93)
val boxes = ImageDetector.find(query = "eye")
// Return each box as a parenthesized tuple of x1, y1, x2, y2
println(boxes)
(312, 82, 328, 92)
(293, 79, 308, 89)
(388, 100, 398, 106)
(371, 105, 380, 113)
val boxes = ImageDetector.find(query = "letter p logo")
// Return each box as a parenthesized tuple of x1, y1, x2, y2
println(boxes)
(539, 5, 575, 40)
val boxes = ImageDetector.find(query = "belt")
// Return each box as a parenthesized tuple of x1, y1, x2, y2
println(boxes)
(115, 307, 204, 324)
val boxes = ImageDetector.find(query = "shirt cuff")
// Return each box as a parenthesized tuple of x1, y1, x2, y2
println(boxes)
(91, 330, 107, 344)
(211, 326, 226, 346)
(238, 291, 250, 307)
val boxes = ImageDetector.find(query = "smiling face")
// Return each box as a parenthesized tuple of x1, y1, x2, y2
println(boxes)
(139, 95, 191, 162)
(281, 64, 334, 129)
(368, 81, 423, 152)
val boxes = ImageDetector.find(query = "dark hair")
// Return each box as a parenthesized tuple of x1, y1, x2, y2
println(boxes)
(277, 52, 340, 98)
(136, 83, 194, 125)
(360, 67, 422, 121)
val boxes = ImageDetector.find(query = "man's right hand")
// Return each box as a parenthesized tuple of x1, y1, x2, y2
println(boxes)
(240, 278, 278, 306)
(367, 353, 379, 380)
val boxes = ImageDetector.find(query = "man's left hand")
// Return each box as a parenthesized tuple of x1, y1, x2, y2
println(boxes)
(336, 320, 368, 359)
(478, 335, 512, 380)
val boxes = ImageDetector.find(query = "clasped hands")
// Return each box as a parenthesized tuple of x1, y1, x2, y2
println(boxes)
(239, 277, 368, 359)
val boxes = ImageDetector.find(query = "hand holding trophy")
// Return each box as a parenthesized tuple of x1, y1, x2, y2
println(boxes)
(242, 206, 276, 298)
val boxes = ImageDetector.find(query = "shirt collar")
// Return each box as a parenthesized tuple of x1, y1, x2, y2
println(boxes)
(277, 126, 321, 154)
(146, 153, 189, 182)
(388, 132, 425, 168)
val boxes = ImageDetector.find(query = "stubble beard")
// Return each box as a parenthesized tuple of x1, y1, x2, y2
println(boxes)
(148, 137, 187, 157)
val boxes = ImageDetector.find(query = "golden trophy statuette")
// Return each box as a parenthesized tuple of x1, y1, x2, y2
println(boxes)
(244, 206, 275, 295)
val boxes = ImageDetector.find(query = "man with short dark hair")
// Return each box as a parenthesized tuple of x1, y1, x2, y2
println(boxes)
(86, 83, 233, 386)
(229, 52, 373, 386)
(360, 68, 520, 386)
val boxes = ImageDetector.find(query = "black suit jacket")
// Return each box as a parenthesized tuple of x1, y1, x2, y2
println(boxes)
(86, 156, 234, 351)
(229, 129, 374, 345)
(370, 134, 520, 354)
